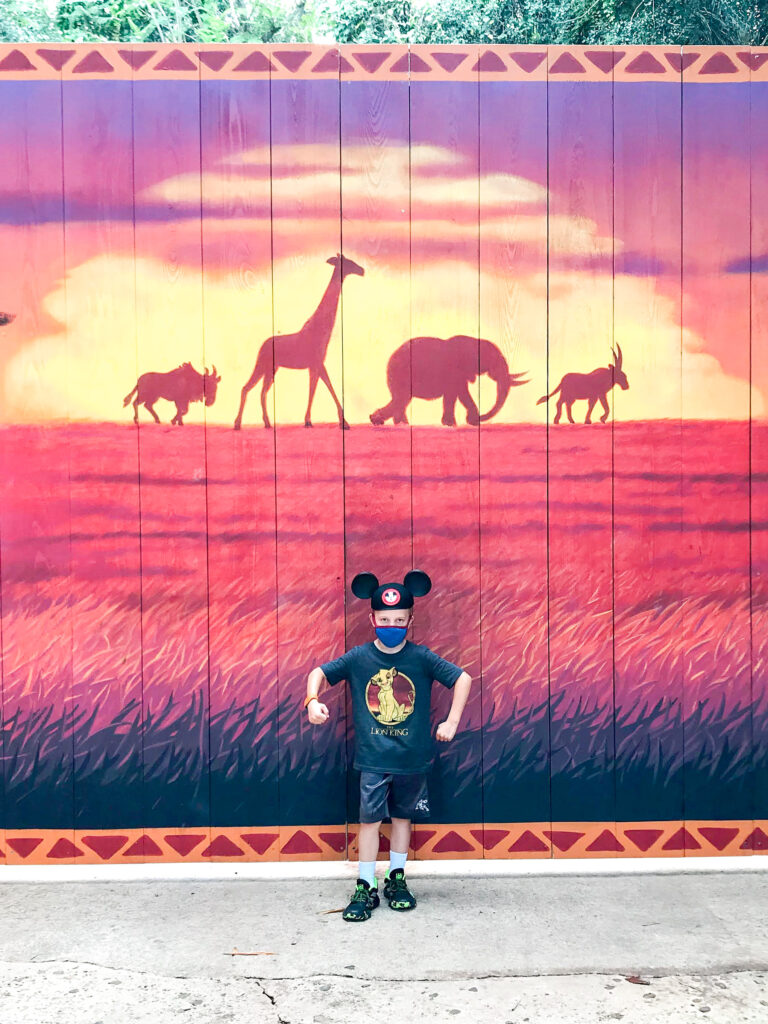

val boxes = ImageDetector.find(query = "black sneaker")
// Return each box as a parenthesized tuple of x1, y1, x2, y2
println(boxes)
(342, 878, 380, 922)
(383, 868, 417, 911)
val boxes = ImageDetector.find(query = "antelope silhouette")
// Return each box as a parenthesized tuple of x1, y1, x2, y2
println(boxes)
(234, 253, 364, 430)
(537, 345, 628, 424)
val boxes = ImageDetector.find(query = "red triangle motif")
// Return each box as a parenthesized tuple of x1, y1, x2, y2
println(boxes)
(377, 831, 391, 853)
(0, 846, 4, 859)
(202, 835, 244, 857)
(233, 51, 275, 72)
(35, 48, 75, 70)
(154, 49, 196, 72)
(470, 828, 508, 850)
(72, 51, 114, 74)
(509, 829, 549, 853)
(737, 51, 768, 70)
(409, 829, 436, 851)
(662, 826, 700, 851)
(544, 830, 584, 852)
(280, 829, 321, 855)
(164, 834, 206, 856)
(6, 837, 43, 858)
(353, 51, 389, 74)
(473, 51, 506, 73)
(240, 833, 278, 855)
(624, 828, 663, 852)
(81, 835, 129, 860)
(311, 50, 339, 73)
(431, 52, 469, 73)
(585, 50, 625, 72)
(0, 49, 36, 71)
(432, 830, 475, 853)
(586, 829, 625, 852)
(318, 831, 346, 853)
(197, 51, 232, 71)
(741, 827, 768, 851)
(47, 837, 84, 859)
(403, 53, 430, 73)
(699, 52, 738, 74)
(698, 827, 739, 851)
(549, 53, 586, 74)
(117, 49, 156, 70)
(273, 50, 311, 72)
(123, 834, 162, 857)
(510, 52, 546, 73)
(665, 52, 699, 72)
(625, 52, 666, 74)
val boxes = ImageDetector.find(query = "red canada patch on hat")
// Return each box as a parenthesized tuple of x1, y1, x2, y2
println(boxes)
(381, 588, 400, 606)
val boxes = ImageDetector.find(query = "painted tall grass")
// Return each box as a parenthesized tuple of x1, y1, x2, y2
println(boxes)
(0, 422, 765, 829)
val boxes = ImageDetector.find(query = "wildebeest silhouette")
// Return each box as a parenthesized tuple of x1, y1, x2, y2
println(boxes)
(537, 345, 628, 424)
(370, 335, 528, 426)
(123, 362, 221, 425)
(234, 253, 364, 431)
(0, 312, 15, 326)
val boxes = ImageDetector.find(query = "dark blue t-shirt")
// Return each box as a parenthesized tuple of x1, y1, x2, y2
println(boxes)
(320, 641, 463, 775)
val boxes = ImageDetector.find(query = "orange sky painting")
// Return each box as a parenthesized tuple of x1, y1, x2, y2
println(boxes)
(0, 77, 765, 425)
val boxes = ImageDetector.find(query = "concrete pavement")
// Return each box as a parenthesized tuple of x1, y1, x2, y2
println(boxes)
(0, 868, 766, 1022)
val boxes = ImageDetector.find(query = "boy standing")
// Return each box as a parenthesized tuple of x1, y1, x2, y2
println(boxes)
(305, 570, 472, 922)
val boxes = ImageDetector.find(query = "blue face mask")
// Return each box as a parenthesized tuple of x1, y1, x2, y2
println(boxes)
(375, 625, 408, 647)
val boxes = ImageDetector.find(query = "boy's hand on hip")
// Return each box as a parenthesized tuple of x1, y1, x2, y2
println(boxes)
(307, 700, 329, 725)
(436, 720, 457, 742)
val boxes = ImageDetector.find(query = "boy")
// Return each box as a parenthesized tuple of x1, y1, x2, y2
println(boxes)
(305, 569, 472, 922)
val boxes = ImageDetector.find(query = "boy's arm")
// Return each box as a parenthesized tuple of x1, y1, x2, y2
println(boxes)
(436, 671, 471, 743)
(306, 667, 330, 725)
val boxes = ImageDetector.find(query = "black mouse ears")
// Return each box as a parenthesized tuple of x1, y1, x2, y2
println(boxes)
(403, 569, 431, 596)
(351, 572, 379, 599)
(350, 570, 432, 599)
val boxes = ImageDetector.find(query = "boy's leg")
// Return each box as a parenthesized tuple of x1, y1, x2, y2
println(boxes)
(383, 773, 428, 910)
(389, 816, 412, 871)
(357, 820, 382, 886)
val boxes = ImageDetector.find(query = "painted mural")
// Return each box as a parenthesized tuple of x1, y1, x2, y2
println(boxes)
(0, 42, 766, 865)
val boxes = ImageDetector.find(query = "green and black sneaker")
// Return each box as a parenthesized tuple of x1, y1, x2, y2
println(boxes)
(342, 878, 380, 922)
(383, 868, 417, 911)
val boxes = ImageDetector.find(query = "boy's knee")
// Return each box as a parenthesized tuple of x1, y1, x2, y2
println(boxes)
(359, 819, 382, 829)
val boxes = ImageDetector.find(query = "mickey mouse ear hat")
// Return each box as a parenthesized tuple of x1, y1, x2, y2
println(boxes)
(351, 570, 432, 610)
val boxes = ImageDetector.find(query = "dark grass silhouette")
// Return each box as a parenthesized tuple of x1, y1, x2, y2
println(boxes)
(0, 421, 765, 830)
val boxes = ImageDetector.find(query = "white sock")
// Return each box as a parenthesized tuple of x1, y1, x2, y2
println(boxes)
(389, 850, 407, 875)
(359, 861, 377, 888)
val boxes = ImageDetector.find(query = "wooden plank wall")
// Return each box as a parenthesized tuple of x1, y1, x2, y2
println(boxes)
(0, 44, 765, 864)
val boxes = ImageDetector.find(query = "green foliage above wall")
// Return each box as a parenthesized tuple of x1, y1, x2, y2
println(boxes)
(1, 0, 767, 50)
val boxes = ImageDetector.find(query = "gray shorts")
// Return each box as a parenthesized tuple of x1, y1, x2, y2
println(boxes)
(358, 770, 431, 823)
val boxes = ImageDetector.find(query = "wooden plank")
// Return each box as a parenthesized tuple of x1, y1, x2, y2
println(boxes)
(409, 45, 485, 860)
(200, 58, 280, 860)
(546, 47, 616, 855)
(478, 49, 551, 858)
(339, 46, 413, 858)
(751, 49, 768, 853)
(132, 49, 211, 851)
(269, 47, 348, 860)
(0, 57, 77, 864)
(612, 54, 685, 853)
(681, 49, 752, 854)
(59, 52, 144, 864)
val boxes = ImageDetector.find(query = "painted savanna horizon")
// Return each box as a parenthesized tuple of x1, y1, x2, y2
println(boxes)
(0, 43, 766, 862)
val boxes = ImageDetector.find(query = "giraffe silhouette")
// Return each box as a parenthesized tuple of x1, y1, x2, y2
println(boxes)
(234, 253, 364, 430)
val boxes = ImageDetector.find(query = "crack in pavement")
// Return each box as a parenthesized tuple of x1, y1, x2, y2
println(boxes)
(0, 959, 765, 986)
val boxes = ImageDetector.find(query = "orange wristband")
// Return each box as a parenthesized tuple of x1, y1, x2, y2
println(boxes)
(304, 695, 319, 710)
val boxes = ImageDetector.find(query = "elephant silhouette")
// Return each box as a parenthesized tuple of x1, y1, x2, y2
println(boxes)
(370, 335, 528, 426)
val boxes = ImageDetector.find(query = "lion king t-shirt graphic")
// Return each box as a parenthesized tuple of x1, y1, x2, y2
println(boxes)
(320, 642, 463, 774)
